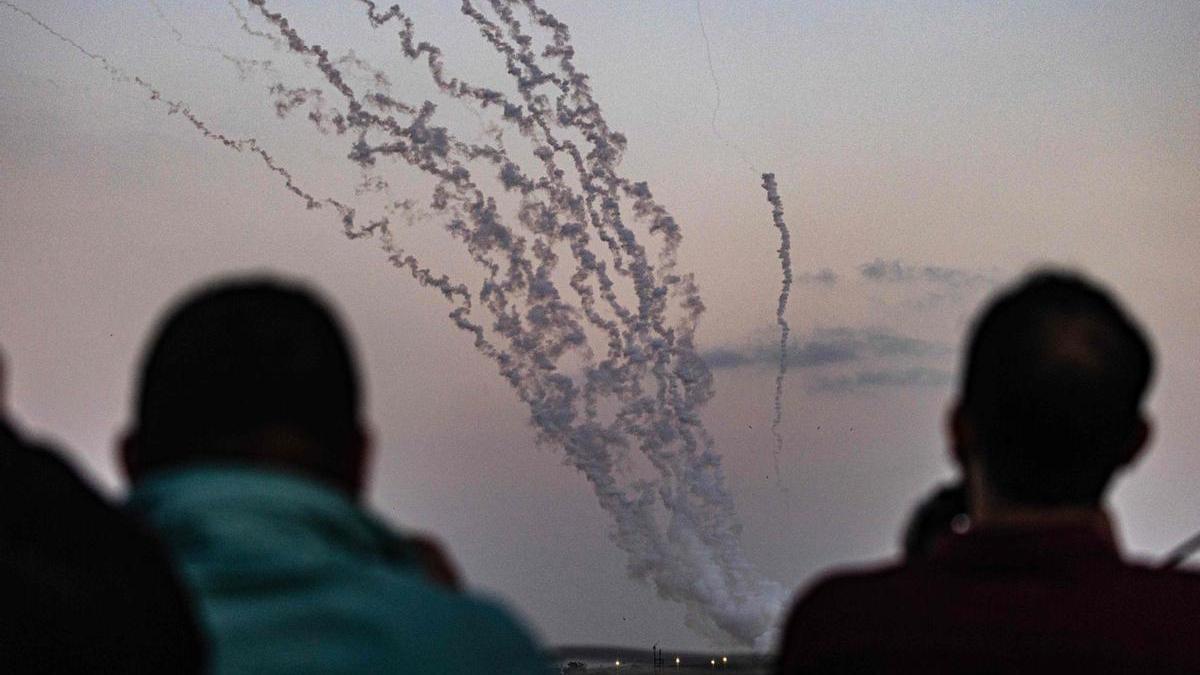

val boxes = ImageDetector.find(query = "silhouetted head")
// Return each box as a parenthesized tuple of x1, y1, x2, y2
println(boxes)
(122, 277, 368, 496)
(952, 271, 1153, 508)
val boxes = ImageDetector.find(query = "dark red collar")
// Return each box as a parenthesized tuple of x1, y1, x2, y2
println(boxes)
(929, 523, 1120, 570)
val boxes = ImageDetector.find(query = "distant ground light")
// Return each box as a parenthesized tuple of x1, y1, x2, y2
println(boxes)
(554, 645, 768, 672)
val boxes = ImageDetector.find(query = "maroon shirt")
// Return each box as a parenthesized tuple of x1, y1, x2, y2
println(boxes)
(777, 525, 1200, 674)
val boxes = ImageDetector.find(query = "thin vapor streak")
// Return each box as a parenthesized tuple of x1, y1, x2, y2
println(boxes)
(694, 0, 756, 173)
(695, 1, 722, 142)
(147, 0, 275, 78)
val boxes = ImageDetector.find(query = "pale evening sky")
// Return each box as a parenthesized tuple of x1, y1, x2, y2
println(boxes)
(1, 0, 1198, 650)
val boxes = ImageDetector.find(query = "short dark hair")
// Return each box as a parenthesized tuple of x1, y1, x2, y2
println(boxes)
(961, 271, 1153, 506)
(133, 278, 361, 481)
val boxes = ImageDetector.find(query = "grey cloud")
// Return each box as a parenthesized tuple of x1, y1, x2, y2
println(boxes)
(812, 367, 954, 392)
(861, 330, 952, 358)
(703, 348, 753, 369)
(702, 327, 950, 371)
(795, 268, 838, 286)
(791, 338, 858, 366)
(859, 258, 995, 289)
(860, 258, 918, 282)
(807, 327, 951, 361)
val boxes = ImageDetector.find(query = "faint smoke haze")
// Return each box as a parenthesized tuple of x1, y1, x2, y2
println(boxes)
(859, 258, 998, 290)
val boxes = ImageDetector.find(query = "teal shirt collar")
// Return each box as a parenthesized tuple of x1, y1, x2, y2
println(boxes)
(127, 464, 551, 675)
(128, 464, 408, 566)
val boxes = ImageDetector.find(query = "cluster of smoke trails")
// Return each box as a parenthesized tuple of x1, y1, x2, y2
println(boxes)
(761, 173, 792, 491)
(5, 0, 783, 647)
(297, 0, 783, 647)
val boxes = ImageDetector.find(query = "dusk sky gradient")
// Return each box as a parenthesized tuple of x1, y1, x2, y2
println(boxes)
(1, 1, 1198, 650)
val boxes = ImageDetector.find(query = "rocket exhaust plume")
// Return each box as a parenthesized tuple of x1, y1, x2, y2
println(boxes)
(761, 173, 793, 490)
(5, 0, 784, 647)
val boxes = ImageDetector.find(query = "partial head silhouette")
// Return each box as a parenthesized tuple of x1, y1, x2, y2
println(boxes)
(0, 347, 7, 414)
(901, 482, 968, 559)
(123, 277, 367, 495)
(954, 271, 1153, 507)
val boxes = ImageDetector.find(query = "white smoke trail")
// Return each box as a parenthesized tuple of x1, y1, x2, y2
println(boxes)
(761, 173, 793, 490)
(4, 0, 785, 647)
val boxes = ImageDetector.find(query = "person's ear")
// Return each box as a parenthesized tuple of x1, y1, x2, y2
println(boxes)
(1117, 415, 1151, 469)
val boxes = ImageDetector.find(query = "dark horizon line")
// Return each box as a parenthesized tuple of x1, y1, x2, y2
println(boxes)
(550, 643, 771, 660)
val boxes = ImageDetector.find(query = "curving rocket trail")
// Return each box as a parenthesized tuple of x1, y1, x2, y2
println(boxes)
(761, 173, 793, 490)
